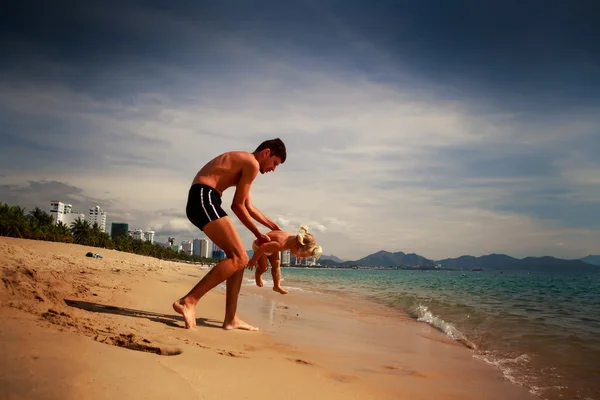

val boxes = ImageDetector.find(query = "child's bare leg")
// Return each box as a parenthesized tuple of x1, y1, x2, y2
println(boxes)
(268, 255, 288, 294)
(254, 256, 269, 287)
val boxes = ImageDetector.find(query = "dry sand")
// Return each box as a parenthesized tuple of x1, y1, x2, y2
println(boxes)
(0, 237, 538, 400)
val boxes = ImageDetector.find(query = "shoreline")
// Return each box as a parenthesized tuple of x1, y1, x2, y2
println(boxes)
(1, 237, 537, 399)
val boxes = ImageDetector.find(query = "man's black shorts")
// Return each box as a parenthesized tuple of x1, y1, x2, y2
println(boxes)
(186, 184, 228, 231)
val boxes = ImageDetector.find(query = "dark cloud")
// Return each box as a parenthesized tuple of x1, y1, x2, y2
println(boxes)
(2, 0, 598, 111)
(0, 180, 115, 213)
(0, 108, 171, 172)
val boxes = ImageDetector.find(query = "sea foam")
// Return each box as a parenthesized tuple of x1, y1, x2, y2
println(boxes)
(412, 304, 477, 349)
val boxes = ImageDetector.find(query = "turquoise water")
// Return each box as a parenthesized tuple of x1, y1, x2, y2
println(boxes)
(278, 267, 600, 400)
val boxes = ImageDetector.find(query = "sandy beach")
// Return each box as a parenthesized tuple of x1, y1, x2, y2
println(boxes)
(0, 236, 538, 400)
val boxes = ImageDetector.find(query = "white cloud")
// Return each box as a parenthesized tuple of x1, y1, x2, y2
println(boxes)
(1, 48, 599, 260)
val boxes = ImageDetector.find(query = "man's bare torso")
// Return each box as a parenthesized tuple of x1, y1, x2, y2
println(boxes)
(192, 151, 256, 195)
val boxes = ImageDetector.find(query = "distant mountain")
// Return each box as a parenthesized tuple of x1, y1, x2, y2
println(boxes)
(438, 254, 592, 270)
(356, 250, 435, 268)
(318, 258, 345, 267)
(320, 254, 345, 263)
(437, 254, 520, 269)
(581, 255, 600, 266)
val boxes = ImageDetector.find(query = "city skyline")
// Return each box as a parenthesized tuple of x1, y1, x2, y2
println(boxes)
(1, 1, 599, 260)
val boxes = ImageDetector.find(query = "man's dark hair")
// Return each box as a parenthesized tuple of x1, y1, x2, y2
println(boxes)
(254, 138, 287, 163)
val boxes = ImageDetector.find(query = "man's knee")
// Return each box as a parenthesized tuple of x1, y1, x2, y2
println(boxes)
(229, 252, 249, 269)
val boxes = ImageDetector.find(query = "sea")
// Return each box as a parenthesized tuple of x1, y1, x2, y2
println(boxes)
(262, 266, 600, 400)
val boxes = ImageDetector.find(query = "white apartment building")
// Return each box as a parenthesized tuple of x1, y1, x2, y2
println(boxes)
(305, 257, 317, 266)
(200, 238, 211, 258)
(181, 241, 193, 256)
(50, 201, 72, 224)
(63, 212, 85, 227)
(87, 206, 107, 232)
(145, 230, 155, 244)
(129, 229, 145, 241)
(280, 250, 291, 265)
(127, 229, 155, 242)
(50, 201, 85, 227)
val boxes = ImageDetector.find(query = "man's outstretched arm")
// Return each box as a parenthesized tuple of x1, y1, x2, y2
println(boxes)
(231, 159, 270, 243)
(246, 193, 280, 231)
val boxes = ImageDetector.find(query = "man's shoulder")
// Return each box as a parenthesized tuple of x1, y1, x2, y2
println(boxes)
(228, 151, 259, 169)
(226, 150, 253, 158)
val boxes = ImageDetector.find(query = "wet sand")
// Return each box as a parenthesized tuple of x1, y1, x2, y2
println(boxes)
(0, 237, 538, 399)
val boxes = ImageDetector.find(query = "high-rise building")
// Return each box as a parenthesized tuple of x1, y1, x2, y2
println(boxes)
(167, 237, 175, 246)
(87, 206, 107, 232)
(181, 240, 193, 256)
(281, 250, 291, 265)
(50, 200, 84, 227)
(145, 230, 155, 244)
(63, 212, 85, 228)
(192, 238, 202, 256)
(49, 201, 72, 224)
(111, 223, 129, 239)
(200, 238, 211, 258)
(212, 242, 225, 259)
(129, 229, 144, 241)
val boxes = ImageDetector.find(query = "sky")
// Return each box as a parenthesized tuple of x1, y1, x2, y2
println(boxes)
(1, 0, 599, 261)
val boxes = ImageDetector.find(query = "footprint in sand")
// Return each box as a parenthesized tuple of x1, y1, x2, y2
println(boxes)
(94, 333, 182, 356)
(288, 358, 314, 366)
(176, 337, 249, 358)
(216, 350, 249, 358)
(327, 373, 358, 383)
(379, 365, 431, 378)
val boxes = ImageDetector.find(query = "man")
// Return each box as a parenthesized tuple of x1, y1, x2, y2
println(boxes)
(172, 138, 286, 330)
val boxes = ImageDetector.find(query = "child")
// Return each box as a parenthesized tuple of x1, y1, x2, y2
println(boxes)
(247, 225, 322, 294)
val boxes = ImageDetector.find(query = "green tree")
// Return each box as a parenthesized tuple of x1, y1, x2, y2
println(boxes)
(70, 218, 93, 245)
(27, 207, 55, 240)
(0, 203, 28, 238)
(52, 221, 74, 243)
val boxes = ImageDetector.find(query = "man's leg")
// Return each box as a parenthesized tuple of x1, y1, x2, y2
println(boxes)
(172, 216, 249, 329)
(222, 268, 257, 330)
(254, 256, 269, 287)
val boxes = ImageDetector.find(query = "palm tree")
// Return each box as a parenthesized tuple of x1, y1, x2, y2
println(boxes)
(90, 222, 102, 247)
(28, 207, 55, 240)
(52, 221, 73, 243)
(0, 203, 28, 238)
(70, 218, 93, 245)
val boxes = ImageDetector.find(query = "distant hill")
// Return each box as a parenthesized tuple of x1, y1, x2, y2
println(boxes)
(320, 254, 345, 263)
(581, 255, 600, 266)
(438, 254, 592, 270)
(437, 254, 520, 269)
(315, 250, 597, 270)
(355, 250, 435, 268)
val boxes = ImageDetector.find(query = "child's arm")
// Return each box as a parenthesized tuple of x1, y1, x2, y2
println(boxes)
(247, 241, 281, 270)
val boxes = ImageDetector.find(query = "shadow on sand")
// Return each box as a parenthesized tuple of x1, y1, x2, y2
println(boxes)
(64, 299, 221, 329)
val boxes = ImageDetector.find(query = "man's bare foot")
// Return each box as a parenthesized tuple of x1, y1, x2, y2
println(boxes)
(273, 286, 288, 295)
(255, 273, 264, 287)
(172, 299, 196, 329)
(223, 317, 259, 331)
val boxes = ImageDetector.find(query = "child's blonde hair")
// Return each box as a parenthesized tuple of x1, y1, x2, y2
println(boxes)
(296, 225, 323, 259)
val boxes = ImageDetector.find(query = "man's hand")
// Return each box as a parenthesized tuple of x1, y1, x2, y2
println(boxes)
(270, 222, 281, 231)
(256, 233, 270, 245)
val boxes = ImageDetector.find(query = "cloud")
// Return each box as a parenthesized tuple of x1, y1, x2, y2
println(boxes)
(0, 181, 115, 213)
(1, 1, 599, 260)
